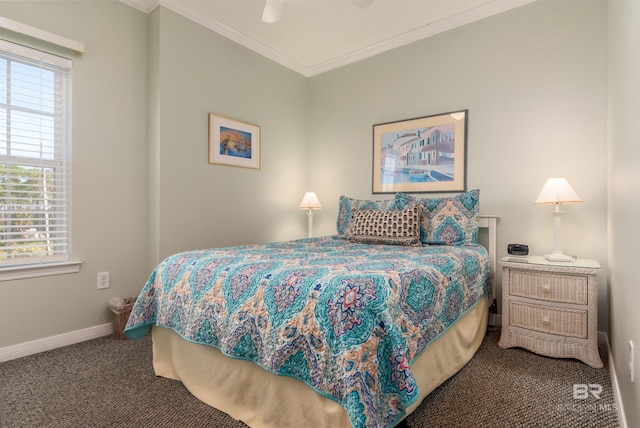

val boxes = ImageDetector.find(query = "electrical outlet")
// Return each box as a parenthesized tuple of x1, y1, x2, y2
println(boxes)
(630, 340, 635, 383)
(97, 272, 109, 289)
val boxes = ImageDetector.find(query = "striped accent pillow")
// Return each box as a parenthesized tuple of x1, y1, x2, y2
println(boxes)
(345, 203, 422, 246)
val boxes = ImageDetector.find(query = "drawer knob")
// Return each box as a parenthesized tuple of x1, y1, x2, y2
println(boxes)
(542, 316, 551, 325)
(542, 284, 551, 292)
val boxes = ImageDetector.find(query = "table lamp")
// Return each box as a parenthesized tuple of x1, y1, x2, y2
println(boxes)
(299, 192, 322, 238)
(534, 177, 582, 262)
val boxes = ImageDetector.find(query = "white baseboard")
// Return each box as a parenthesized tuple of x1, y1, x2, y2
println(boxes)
(599, 332, 628, 428)
(0, 323, 113, 363)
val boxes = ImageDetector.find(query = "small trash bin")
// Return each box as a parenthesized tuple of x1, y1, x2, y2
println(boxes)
(108, 297, 137, 340)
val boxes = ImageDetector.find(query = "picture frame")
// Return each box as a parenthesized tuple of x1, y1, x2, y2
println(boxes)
(372, 110, 468, 193)
(209, 113, 261, 170)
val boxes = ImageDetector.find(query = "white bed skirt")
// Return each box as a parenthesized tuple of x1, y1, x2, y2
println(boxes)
(152, 296, 488, 428)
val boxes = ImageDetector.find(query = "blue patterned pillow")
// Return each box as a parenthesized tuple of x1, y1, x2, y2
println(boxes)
(395, 189, 480, 245)
(336, 196, 400, 237)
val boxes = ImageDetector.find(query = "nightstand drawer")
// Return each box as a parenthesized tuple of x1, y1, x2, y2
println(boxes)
(509, 301, 587, 338)
(499, 256, 602, 368)
(509, 270, 588, 305)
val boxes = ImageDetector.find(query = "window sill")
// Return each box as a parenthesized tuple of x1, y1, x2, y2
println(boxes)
(0, 261, 82, 281)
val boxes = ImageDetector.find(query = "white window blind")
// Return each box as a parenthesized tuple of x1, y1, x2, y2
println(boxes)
(0, 40, 71, 267)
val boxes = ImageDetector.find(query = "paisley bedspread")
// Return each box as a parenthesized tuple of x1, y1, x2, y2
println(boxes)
(125, 236, 490, 428)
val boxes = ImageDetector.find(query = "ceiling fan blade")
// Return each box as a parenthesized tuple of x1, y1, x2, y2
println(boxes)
(352, 0, 373, 8)
(262, 0, 287, 23)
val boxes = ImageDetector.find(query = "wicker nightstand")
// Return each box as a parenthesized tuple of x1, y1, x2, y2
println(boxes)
(498, 256, 603, 368)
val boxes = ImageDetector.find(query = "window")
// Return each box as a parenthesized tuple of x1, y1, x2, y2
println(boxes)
(0, 40, 71, 268)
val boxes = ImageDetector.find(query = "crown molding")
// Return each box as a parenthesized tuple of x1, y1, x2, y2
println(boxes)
(119, 0, 159, 14)
(158, 0, 310, 76)
(305, 0, 540, 76)
(119, 0, 540, 77)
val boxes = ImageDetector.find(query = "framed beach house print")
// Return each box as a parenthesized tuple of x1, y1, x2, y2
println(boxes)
(209, 114, 261, 170)
(372, 110, 468, 193)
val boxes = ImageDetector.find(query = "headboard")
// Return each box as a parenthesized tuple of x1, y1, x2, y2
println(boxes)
(478, 215, 499, 305)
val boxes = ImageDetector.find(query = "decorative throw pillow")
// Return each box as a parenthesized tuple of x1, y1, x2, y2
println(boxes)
(345, 203, 422, 246)
(395, 189, 480, 245)
(336, 195, 400, 237)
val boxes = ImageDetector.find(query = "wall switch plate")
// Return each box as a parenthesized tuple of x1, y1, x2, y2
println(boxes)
(630, 340, 635, 383)
(97, 272, 109, 289)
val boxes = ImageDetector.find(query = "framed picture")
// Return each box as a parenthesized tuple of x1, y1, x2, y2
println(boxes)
(209, 113, 261, 170)
(372, 110, 468, 193)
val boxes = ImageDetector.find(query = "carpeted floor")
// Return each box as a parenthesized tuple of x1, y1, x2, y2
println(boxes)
(0, 329, 620, 427)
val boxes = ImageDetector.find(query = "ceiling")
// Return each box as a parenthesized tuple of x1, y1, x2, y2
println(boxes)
(120, 0, 539, 77)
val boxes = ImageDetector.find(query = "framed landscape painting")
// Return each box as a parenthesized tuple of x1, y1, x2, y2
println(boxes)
(209, 114, 261, 170)
(372, 110, 468, 193)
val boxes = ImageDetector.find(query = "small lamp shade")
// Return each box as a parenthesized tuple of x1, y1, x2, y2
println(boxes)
(534, 177, 582, 205)
(535, 177, 581, 262)
(299, 192, 322, 210)
(300, 192, 321, 239)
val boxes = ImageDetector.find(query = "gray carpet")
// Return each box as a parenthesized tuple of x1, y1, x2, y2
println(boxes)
(0, 329, 619, 427)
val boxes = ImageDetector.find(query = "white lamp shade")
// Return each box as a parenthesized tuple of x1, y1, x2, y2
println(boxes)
(299, 192, 322, 210)
(534, 177, 582, 205)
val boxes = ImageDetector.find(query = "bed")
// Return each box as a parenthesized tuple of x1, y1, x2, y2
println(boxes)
(125, 190, 498, 428)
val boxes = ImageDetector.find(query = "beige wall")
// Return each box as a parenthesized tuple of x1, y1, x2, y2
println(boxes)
(0, 2, 150, 347)
(608, 0, 640, 425)
(0, 0, 610, 346)
(308, 0, 608, 328)
(150, 8, 309, 264)
(0, 2, 309, 348)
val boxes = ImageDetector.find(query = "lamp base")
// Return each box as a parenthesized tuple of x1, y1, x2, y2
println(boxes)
(544, 252, 574, 262)
(306, 210, 314, 239)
